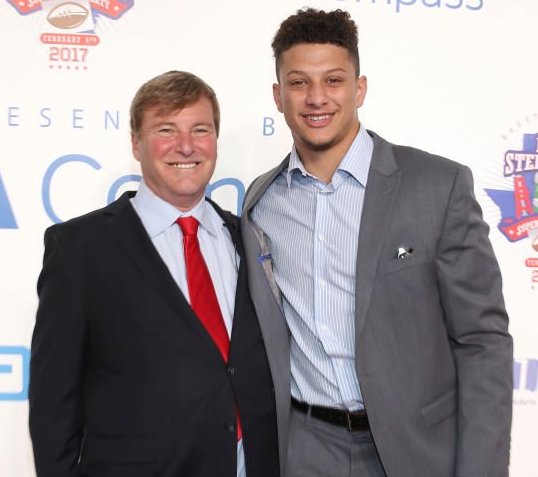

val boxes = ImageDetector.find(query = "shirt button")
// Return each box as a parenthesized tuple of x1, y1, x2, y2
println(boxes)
(319, 235, 324, 241)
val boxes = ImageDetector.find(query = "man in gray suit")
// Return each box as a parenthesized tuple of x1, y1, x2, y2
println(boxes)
(241, 8, 513, 477)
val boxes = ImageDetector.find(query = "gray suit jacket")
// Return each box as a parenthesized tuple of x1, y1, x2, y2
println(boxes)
(241, 131, 513, 477)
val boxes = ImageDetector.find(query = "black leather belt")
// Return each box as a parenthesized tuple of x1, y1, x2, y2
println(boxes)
(291, 397, 369, 432)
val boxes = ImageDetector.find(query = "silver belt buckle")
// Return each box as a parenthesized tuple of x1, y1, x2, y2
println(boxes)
(346, 412, 353, 432)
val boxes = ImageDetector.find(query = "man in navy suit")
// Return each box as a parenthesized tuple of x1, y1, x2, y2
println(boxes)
(29, 70, 279, 477)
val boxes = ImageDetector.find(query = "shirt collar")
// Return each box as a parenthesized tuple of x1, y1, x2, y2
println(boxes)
(131, 180, 219, 238)
(285, 124, 373, 188)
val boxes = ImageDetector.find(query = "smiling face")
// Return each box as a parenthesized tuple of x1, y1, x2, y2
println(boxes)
(273, 42, 366, 168)
(131, 96, 217, 211)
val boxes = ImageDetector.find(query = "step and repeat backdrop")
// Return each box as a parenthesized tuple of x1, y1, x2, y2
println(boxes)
(0, 0, 536, 475)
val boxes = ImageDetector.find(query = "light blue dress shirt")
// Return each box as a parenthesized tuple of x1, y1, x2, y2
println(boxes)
(252, 126, 373, 411)
(131, 180, 245, 476)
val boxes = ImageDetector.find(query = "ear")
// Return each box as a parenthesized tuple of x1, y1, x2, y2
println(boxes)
(273, 83, 284, 113)
(355, 75, 368, 108)
(131, 133, 141, 162)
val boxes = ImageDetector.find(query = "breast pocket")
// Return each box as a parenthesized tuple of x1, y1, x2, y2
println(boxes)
(376, 245, 428, 277)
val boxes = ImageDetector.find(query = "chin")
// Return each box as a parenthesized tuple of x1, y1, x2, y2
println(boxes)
(303, 138, 336, 152)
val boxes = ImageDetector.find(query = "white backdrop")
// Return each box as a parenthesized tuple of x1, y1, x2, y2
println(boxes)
(0, 1, 536, 475)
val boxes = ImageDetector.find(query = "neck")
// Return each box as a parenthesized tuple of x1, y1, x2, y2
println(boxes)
(297, 150, 342, 184)
(294, 123, 361, 184)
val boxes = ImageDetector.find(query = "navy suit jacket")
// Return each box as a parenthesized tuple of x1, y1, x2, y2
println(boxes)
(30, 192, 279, 477)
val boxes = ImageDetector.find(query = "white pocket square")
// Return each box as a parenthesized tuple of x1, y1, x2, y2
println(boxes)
(396, 246, 413, 259)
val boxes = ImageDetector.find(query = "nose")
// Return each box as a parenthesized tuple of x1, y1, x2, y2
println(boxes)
(174, 131, 194, 156)
(305, 82, 329, 107)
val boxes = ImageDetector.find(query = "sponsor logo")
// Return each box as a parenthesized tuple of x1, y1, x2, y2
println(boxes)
(0, 346, 30, 401)
(485, 128, 538, 243)
(485, 116, 538, 287)
(6, 0, 134, 70)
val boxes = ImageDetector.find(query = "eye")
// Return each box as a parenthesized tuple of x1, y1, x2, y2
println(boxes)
(156, 126, 176, 138)
(193, 126, 213, 136)
(289, 78, 307, 89)
(326, 77, 343, 85)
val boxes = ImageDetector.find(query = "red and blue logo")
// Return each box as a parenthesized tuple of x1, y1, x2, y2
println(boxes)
(6, 0, 134, 70)
(486, 132, 538, 244)
(7, 0, 133, 18)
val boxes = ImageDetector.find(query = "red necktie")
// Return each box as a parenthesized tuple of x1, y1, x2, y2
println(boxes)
(176, 216, 242, 439)
(177, 216, 230, 361)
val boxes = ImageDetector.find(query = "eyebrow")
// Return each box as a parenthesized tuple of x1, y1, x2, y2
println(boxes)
(148, 120, 175, 128)
(149, 121, 215, 131)
(285, 67, 348, 77)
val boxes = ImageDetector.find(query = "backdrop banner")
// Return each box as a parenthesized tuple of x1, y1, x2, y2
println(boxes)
(0, 1, 536, 475)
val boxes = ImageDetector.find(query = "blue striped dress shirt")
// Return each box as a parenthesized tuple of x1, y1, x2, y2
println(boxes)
(252, 126, 373, 411)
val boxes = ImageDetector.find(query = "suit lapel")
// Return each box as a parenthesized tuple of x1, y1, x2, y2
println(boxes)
(104, 193, 188, 315)
(205, 198, 245, 351)
(355, 132, 401, 337)
(104, 193, 220, 354)
(207, 197, 242, 256)
(242, 158, 290, 305)
(241, 159, 291, 419)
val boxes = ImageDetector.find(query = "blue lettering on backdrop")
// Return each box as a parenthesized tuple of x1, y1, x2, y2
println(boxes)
(41, 155, 246, 224)
(335, 0, 483, 13)
(107, 176, 245, 213)
(107, 174, 142, 204)
(206, 178, 245, 215)
(8, 106, 19, 126)
(42, 154, 102, 223)
(105, 110, 120, 130)
(5, 107, 122, 129)
(0, 346, 30, 401)
(0, 173, 17, 229)
(514, 359, 538, 392)
(40, 108, 52, 127)
(263, 117, 275, 136)
(72, 109, 84, 128)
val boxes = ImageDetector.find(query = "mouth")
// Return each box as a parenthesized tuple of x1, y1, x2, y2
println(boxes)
(168, 162, 199, 169)
(302, 113, 334, 126)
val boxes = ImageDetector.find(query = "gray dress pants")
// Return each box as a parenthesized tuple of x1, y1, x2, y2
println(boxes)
(285, 406, 387, 477)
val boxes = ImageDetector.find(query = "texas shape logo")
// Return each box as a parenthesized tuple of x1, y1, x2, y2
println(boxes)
(486, 126, 538, 243)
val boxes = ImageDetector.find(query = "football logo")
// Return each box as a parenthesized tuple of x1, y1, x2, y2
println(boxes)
(7, 0, 134, 70)
(47, 2, 89, 30)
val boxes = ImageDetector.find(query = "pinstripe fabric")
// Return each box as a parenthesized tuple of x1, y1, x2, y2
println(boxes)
(252, 126, 373, 411)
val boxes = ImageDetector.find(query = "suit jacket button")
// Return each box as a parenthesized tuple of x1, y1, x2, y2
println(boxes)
(226, 423, 236, 433)
(227, 366, 236, 376)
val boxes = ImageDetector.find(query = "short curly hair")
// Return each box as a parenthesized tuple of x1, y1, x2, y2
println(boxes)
(272, 8, 360, 78)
